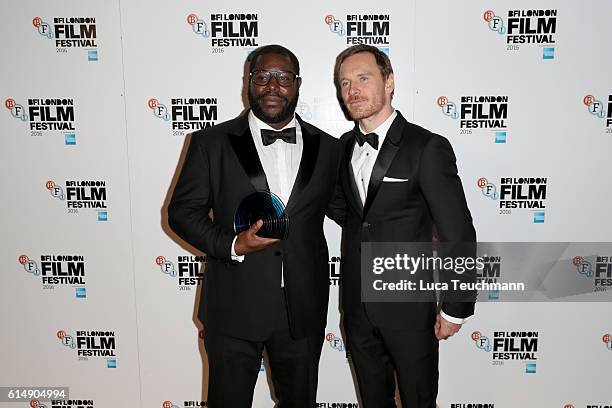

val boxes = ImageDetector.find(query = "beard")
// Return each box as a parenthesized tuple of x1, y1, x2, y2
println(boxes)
(345, 95, 384, 121)
(248, 87, 299, 124)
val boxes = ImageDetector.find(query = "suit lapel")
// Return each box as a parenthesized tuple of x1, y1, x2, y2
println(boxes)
(362, 112, 406, 216)
(227, 113, 269, 191)
(285, 115, 320, 214)
(343, 131, 364, 216)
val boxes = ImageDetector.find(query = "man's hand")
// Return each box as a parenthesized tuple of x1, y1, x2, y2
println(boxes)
(434, 313, 462, 340)
(234, 220, 280, 256)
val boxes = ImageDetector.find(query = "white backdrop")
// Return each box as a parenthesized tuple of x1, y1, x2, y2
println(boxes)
(1, 1, 611, 407)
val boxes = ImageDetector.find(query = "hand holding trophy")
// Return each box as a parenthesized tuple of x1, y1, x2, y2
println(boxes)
(233, 191, 289, 255)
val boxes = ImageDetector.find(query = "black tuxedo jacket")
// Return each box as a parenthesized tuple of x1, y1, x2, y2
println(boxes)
(168, 112, 341, 341)
(328, 111, 476, 330)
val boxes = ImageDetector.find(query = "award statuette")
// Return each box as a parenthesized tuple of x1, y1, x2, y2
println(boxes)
(233, 191, 289, 240)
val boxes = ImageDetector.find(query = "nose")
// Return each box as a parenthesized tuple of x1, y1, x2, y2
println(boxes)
(348, 83, 359, 96)
(265, 75, 280, 91)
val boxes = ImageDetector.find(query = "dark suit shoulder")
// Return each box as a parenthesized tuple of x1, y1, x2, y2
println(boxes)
(338, 129, 355, 148)
(319, 131, 341, 155)
(189, 114, 247, 146)
(299, 120, 342, 159)
(300, 119, 338, 144)
(403, 120, 452, 152)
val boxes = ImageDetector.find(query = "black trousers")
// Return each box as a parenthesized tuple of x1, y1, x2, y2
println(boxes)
(344, 307, 439, 408)
(204, 290, 324, 407)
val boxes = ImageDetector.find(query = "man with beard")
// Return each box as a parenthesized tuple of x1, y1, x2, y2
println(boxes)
(168, 44, 340, 407)
(327, 45, 476, 407)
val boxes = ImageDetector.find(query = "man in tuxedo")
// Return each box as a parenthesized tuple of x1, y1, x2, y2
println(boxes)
(168, 44, 340, 407)
(327, 45, 476, 407)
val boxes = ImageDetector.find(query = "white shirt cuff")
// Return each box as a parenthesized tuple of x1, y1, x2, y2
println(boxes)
(230, 236, 245, 262)
(440, 310, 472, 325)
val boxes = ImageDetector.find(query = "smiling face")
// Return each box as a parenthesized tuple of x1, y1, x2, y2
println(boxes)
(338, 51, 394, 125)
(248, 52, 301, 128)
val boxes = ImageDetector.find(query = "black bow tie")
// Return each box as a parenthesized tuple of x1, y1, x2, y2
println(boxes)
(261, 128, 297, 146)
(355, 130, 379, 150)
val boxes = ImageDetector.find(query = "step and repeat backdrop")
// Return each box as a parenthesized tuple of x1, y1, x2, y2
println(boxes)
(1, 0, 611, 407)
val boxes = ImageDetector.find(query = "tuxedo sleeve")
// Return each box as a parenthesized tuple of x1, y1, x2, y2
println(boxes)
(168, 134, 234, 261)
(326, 144, 347, 227)
(419, 134, 477, 319)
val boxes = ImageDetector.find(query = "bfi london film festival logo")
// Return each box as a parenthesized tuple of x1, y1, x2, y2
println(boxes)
(471, 330, 538, 373)
(583, 94, 612, 132)
(316, 403, 358, 407)
(155, 255, 205, 289)
(325, 332, 345, 352)
(477, 177, 547, 224)
(324, 13, 390, 52)
(296, 100, 314, 121)
(437, 95, 509, 143)
(32, 16, 98, 61)
(572, 255, 612, 292)
(602, 333, 612, 351)
(18, 254, 87, 298)
(5, 98, 77, 144)
(28, 399, 95, 408)
(45, 180, 108, 221)
(147, 97, 218, 137)
(56, 329, 117, 368)
(295, 98, 331, 123)
(483, 9, 557, 60)
(449, 403, 495, 408)
(329, 256, 341, 286)
(162, 400, 207, 408)
(186, 12, 258, 50)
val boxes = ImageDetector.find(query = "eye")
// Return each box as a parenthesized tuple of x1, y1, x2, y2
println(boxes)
(253, 72, 268, 82)
(360, 76, 368, 82)
(340, 80, 349, 88)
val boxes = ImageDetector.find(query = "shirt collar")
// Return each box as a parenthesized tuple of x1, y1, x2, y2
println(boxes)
(249, 110, 297, 132)
(358, 109, 397, 144)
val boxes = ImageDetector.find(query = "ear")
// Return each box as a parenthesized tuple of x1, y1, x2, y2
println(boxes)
(296, 76, 302, 90)
(384, 73, 395, 96)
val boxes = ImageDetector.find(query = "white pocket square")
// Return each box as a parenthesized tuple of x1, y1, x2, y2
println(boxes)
(382, 176, 409, 182)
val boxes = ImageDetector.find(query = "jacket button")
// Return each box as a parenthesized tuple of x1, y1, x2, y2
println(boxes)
(362, 222, 370, 228)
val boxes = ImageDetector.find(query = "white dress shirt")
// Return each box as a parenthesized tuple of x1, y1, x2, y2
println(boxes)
(351, 110, 397, 204)
(350, 110, 469, 325)
(231, 111, 303, 287)
(248, 111, 303, 204)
